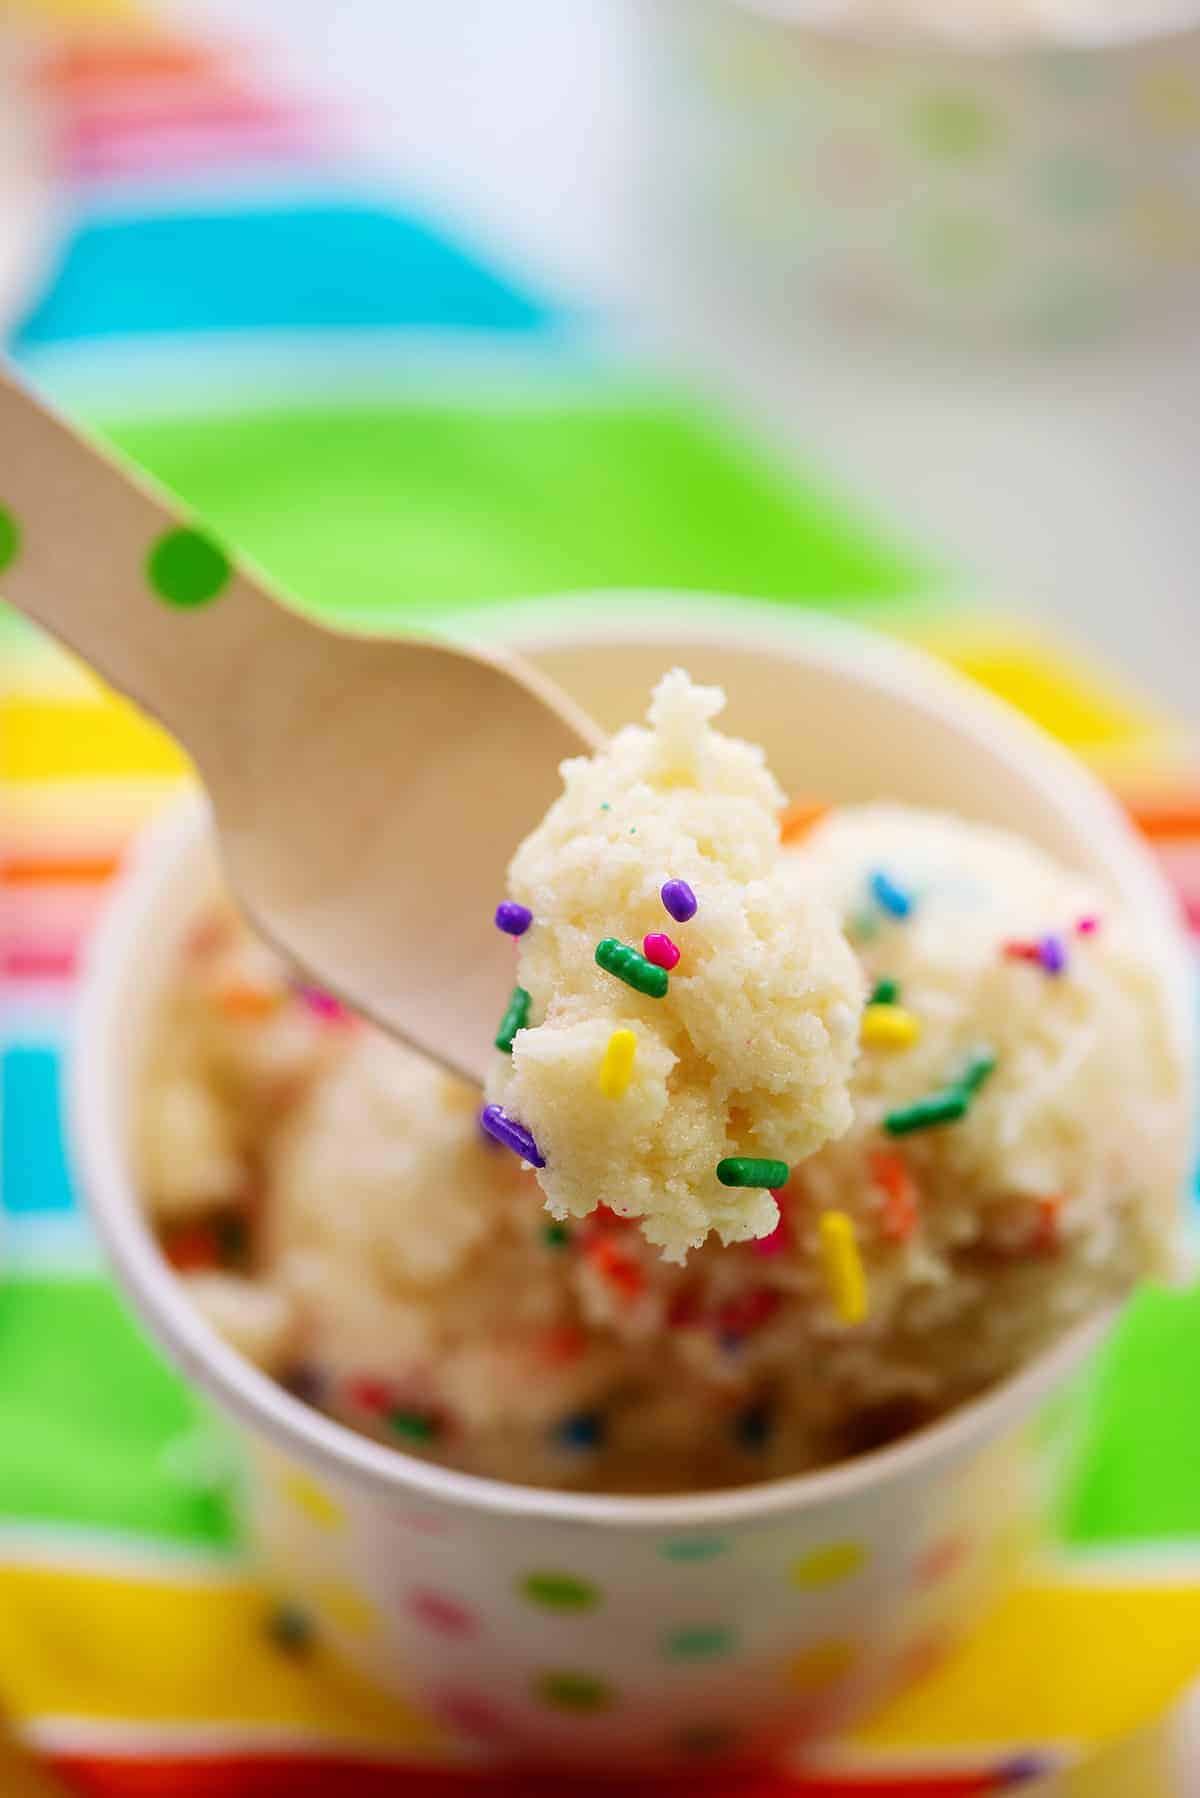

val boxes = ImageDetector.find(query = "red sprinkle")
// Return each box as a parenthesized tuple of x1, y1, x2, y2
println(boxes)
(717, 1288, 781, 1339)
(667, 1288, 705, 1329)
(586, 1239, 647, 1301)
(346, 1376, 394, 1415)
(642, 931, 681, 971)
(870, 1149, 919, 1243)
(751, 1188, 792, 1258)
(533, 1324, 588, 1365)
(162, 1223, 221, 1273)
(1003, 940, 1041, 963)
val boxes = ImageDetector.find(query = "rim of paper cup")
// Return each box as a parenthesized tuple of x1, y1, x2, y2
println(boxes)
(721, 0, 1200, 55)
(71, 597, 1191, 1530)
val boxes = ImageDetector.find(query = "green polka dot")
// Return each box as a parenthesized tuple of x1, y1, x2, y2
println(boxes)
(663, 1623, 736, 1661)
(660, 1537, 729, 1563)
(0, 504, 20, 576)
(520, 1571, 600, 1612)
(147, 526, 231, 608)
(913, 93, 999, 160)
(535, 1670, 612, 1712)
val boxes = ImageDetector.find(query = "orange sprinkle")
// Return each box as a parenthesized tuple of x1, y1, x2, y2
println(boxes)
(162, 1223, 221, 1274)
(780, 800, 829, 845)
(1003, 940, 1041, 963)
(870, 1149, 919, 1243)
(215, 982, 282, 1020)
(586, 1239, 647, 1302)
(533, 1324, 588, 1366)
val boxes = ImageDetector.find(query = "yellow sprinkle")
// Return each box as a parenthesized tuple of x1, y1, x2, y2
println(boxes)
(818, 1210, 867, 1325)
(598, 1027, 637, 1098)
(861, 1002, 921, 1050)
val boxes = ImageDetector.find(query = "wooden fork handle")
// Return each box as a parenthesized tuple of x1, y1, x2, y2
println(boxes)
(0, 360, 310, 755)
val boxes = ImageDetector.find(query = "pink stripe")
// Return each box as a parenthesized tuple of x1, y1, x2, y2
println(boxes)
(67, 90, 314, 149)
(4, 945, 78, 979)
(68, 117, 325, 177)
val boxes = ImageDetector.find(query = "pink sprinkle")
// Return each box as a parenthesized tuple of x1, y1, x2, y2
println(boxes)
(1076, 916, 1100, 935)
(298, 984, 351, 1022)
(642, 931, 681, 971)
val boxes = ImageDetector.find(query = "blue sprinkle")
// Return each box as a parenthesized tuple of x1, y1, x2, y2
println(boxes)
(555, 1412, 605, 1450)
(869, 869, 914, 919)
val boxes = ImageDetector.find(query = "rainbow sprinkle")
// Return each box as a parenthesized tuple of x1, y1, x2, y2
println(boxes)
(554, 1412, 605, 1450)
(479, 1104, 546, 1167)
(884, 1048, 996, 1137)
(595, 937, 669, 998)
(661, 879, 698, 923)
(717, 1156, 790, 1189)
(819, 1210, 867, 1324)
(494, 985, 531, 1054)
(870, 868, 914, 919)
(598, 1027, 638, 1098)
(642, 931, 680, 971)
(1037, 933, 1067, 975)
(390, 1409, 439, 1444)
(495, 901, 532, 937)
(869, 977, 900, 1005)
(861, 1003, 921, 1049)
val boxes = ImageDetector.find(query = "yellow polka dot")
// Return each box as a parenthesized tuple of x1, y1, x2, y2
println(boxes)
(316, 1581, 377, 1639)
(280, 1470, 345, 1531)
(787, 1639, 858, 1693)
(790, 1541, 867, 1590)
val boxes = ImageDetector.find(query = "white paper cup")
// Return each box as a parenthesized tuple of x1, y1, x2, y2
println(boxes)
(70, 601, 1192, 1768)
(647, 0, 1200, 342)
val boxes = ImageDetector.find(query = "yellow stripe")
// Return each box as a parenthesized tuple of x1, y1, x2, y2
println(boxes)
(856, 1576, 1200, 1752)
(0, 1565, 441, 1750)
(2, 699, 190, 781)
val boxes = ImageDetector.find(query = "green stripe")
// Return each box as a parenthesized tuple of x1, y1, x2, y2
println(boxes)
(100, 392, 931, 628)
(0, 1277, 236, 1548)
(1063, 1282, 1200, 1545)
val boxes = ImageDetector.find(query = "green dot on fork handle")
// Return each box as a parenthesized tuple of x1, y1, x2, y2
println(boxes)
(0, 503, 20, 576)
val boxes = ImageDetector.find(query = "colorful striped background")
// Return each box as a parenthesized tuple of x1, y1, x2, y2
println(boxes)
(4, 5, 1200, 1794)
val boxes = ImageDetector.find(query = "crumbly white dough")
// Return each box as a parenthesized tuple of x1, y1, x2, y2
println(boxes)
(485, 671, 864, 1259)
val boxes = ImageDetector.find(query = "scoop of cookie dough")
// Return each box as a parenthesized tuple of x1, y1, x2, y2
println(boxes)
(483, 670, 864, 1259)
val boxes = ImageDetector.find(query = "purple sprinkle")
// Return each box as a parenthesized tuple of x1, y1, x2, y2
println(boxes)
(661, 879, 697, 923)
(479, 1103, 545, 1167)
(996, 1754, 1051, 1787)
(495, 901, 533, 937)
(1037, 933, 1067, 976)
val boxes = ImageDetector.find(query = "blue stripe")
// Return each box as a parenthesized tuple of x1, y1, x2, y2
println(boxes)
(1, 1047, 76, 1216)
(12, 203, 559, 347)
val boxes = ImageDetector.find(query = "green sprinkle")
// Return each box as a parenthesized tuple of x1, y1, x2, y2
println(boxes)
(884, 1092, 967, 1136)
(959, 1049, 997, 1094)
(542, 1221, 571, 1249)
(870, 978, 900, 1006)
(717, 1156, 790, 1189)
(389, 1409, 437, 1443)
(600, 802, 610, 811)
(494, 984, 531, 1054)
(595, 937, 669, 998)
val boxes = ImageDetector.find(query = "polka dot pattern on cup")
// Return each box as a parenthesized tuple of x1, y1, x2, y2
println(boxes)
(408, 1588, 478, 1637)
(147, 525, 231, 608)
(279, 1468, 344, 1530)
(790, 1540, 867, 1590)
(0, 503, 19, 576)
(520, 1571, 600, 1612)
(659, 1536, 729, 1563)
(534, 1669, 613, 1712)
(663, 1623, 736, 1661)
